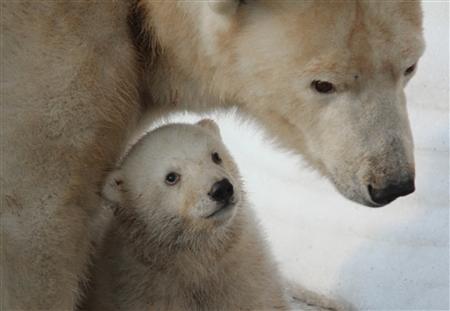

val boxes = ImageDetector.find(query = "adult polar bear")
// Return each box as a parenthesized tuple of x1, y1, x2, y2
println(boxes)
(1, 1, 424, 310)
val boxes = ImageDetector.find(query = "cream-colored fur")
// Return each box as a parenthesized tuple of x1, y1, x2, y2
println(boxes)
(85, 121, 287, 311)
(139, 0, 424, 206)
(1, 1, 424, 310)
(1, 2, 140, 310)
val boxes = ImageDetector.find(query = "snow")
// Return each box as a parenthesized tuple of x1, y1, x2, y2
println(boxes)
(149, 2, 449, 309)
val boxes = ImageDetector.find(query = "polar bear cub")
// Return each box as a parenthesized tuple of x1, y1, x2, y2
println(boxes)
(86, 119, 287, 311)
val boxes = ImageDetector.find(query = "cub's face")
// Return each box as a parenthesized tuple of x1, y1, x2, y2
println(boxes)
(103, 120, 242, 231)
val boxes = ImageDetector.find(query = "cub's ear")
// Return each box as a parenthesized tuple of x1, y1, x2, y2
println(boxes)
(208, 0, 241, 15)
(102, 170, 124, 205)
(197, 119, 222, 139)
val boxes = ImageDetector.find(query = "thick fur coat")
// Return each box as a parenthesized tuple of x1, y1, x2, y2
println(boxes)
(1, 1, 424, 309)
(85, 122, 287, 311)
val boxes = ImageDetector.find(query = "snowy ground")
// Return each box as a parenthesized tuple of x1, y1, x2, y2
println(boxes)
(147, 2, 449, 310)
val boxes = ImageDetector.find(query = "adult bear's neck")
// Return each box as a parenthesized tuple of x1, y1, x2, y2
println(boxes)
(142, 53, 228, 115)
(131, 1, 237, 117)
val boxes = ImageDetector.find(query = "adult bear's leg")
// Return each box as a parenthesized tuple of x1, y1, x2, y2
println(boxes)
(1, 2, 140, 310)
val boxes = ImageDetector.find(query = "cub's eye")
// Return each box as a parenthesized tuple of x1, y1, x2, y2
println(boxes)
(404, 64, 416, 76)
(212, 152, 222, 165)
(311, 80, 335, 94)
(165, 172, 180, 185)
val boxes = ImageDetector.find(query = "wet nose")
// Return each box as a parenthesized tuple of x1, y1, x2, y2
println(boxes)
(368, 179, 415, 205)
(209, 178, 234, 203)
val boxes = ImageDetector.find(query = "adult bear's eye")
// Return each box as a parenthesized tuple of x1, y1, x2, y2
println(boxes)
(311, 80, 335, 94)
(165, 172, 180, 185)
(404, 63, 416, 76)
(212, 152, 222, 164)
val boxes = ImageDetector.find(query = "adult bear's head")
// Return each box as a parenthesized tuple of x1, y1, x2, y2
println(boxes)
(139, 1, 425, 207)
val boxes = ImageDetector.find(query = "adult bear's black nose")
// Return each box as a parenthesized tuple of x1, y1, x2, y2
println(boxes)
(209, 178, 234, 203)
(368, 179, 415, 206)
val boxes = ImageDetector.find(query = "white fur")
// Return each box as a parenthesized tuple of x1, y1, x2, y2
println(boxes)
(85, 121, 288, 310)
(2, 2, 425, 309)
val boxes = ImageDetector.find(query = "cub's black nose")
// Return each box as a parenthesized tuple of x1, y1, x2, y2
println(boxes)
(368, 179, 415, 206)
(209, 178, 234, 203)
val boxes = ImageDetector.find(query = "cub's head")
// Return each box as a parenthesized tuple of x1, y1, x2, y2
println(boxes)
(102, 119, 242, 234)
(143, 1, 425, 207)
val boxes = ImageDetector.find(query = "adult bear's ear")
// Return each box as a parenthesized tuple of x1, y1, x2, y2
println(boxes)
(197, 119, 222, 139)
(102, 170, 124, 205)
(208, 0, 242, 15)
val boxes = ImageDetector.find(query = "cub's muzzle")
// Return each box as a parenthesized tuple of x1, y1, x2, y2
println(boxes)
(208, 178, 234, 204)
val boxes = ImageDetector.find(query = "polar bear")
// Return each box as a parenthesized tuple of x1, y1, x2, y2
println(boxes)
(2, 1, 424, 309)
(84, 120, 287, 311)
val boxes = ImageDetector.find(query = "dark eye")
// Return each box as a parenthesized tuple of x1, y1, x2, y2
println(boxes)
(404, 64, 416, 76)
(212, 152, 222, 164)
(165, 172, 180, 185)
(311, 80, 335, 94)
